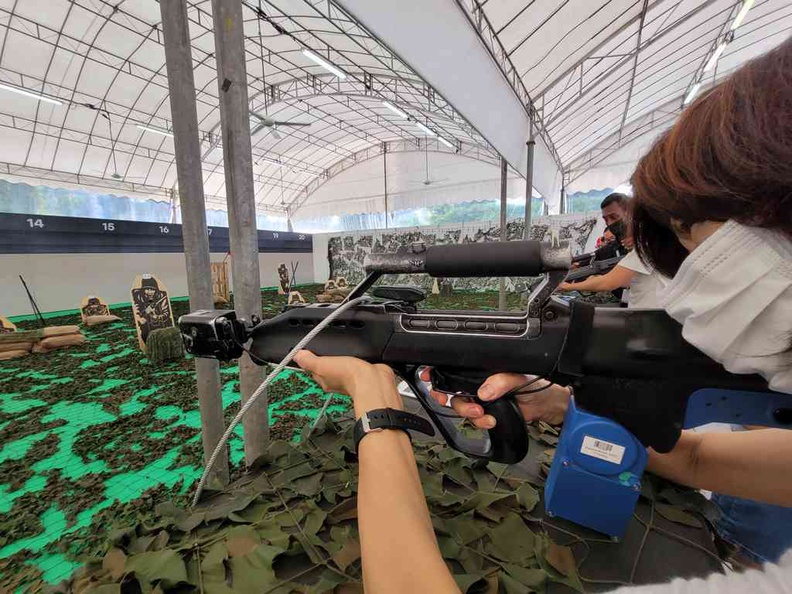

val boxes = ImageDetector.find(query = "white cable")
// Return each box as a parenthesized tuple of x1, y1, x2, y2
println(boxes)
(192, 296, 369, 505)
(302, 391, 334, 443)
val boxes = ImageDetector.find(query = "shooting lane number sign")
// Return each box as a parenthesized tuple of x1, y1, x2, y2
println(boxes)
(130, 274, 174, 352)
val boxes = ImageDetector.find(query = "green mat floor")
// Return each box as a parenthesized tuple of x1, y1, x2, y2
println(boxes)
(0, 288, 350, 588)
(0, 285, 532, 589)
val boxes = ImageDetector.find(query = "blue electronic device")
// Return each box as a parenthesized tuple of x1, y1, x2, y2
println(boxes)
(545, 397, 647, 538)
(545, 388, 789, 538)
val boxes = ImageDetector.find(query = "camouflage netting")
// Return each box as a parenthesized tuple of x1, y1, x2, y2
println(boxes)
(1, 284, 722, 592)
(0, 286, 342, 590)
(41, 418, 726, 594)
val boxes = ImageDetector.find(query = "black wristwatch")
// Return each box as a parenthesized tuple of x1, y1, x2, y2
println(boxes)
(353, 408, 435, 453)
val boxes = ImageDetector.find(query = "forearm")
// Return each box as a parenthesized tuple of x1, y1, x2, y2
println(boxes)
(647, 429, 792, 506)
(348, 373, 458, 594)
(358, 431, 458, 593)
(561, 266, 635, 293)
(564, 275, 608, 292)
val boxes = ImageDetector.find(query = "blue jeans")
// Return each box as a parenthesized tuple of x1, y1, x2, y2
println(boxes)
(712, 492, 792, 564)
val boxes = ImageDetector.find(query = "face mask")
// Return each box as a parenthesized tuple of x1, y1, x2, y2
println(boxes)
(606, 220, 626, 243)
(660, 221, 792, 393)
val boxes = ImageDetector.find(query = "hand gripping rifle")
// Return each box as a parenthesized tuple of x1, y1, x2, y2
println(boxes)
(180, 240, 789, 536)
(179, 239, 784, 460)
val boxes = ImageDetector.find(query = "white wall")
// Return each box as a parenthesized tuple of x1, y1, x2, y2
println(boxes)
(1, 251, 314, 317)
(294, 151, 528, 221)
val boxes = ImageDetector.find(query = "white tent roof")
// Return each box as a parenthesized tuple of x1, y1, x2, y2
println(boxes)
(0, 0, 788, 219)
(474, 0, 791, 193)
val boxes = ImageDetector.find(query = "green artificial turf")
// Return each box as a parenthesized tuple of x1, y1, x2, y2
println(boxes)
(0, 284, 717, 593)
(0, 285, 349, 588)
(0, 283, 528, 588)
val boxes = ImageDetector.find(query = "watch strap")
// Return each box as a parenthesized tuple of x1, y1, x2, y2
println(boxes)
(354, 408, 435, 453)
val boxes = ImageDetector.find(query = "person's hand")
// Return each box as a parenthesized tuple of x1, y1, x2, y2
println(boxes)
(557, 281, 574, 292)
(622, 236, 634, 249)
(424, 369, 571, 429)
(294, 350, 402, 419)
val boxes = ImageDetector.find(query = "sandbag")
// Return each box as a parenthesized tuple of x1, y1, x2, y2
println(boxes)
(0, 330, 42, 344)
(0, 341, 34, 353)
(0, 349, 29, 361)
(146, 327, 184, 365)
(34, 333, 85, 353)
(42, 325, 81, 338)
(83, 314, 121, 327)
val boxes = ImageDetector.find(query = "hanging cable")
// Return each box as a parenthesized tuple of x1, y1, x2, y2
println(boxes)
(192, 296, 368, 506)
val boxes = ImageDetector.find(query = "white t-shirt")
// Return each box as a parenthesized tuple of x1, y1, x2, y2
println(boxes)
(608, 550, 792, 594)
(618, 250, 668, 309)
(612, 221, 792, 593)
(660, 220, 792, 394)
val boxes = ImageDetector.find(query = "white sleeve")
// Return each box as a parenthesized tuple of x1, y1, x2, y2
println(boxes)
(618, 250, 650, 275)
(606, 550, 792, 594)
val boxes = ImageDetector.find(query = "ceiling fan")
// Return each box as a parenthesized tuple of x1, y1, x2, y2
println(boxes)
(250, 112, 311, 140)
(409, 141, 448, 186)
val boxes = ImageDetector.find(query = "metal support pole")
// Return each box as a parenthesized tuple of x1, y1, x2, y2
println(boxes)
(211, 0, 268, 464)
(560, 174, 567, 215)
(498, 156, 508, 311)
(523, 121, 536, 239)
(383, 143, 389, 229)
(160, 0, 229, 485)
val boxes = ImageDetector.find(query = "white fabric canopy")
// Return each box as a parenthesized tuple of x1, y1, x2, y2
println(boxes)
(479, 0, 791, 193)
(293, 150, 533, 220)
(0, 0, 788, 221)
(338, 0, 564, 210)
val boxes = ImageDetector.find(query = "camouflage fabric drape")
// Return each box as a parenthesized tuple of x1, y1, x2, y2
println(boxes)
(327, 214, 598, 292)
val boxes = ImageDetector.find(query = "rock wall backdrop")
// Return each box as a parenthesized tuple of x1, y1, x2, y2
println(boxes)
(326, 213, 598, 292)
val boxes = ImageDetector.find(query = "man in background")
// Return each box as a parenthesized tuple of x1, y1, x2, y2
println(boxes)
(599, 192, 631, 250)
(601, 192, 628, 227)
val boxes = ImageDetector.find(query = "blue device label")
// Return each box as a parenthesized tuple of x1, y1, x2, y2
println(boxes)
(580, 435, 625, 464)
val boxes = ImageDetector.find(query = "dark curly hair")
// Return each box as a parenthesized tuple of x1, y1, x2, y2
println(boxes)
(631, 38, 792, 278)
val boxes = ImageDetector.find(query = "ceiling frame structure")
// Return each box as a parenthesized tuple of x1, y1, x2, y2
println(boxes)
(0, 0, 497, 220)
(287, 137, 502, 217)
(0, 0, 788, 221)
(471, 0, 790, 192)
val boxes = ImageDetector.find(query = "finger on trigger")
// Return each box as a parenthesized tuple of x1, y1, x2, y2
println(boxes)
(429, 390, 448, 407)
(473, 415, 497, 430)
(479, 373, 530, 401)
(452, 398, 483, 419)
(419, 367, 432, 382)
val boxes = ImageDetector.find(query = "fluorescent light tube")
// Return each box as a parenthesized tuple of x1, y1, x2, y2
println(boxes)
(683, 82, 701, 105)
(415, 122, 436, 136)
(137, 124, 174, 138)
(0, 82, 62, 105)
(438, 136, 454, 149)
(302, 48, 346, 80)
(382, 100, 408, 119)
(260, 156, 284, 167)
(704, 43, 727, 72)
(730, 0, 755, 31)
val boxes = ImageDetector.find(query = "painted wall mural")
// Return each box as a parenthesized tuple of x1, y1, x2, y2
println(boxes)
(327, 213, 598, 292)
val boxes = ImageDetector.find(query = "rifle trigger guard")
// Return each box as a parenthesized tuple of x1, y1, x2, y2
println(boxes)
(402, 366, 530, 464)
